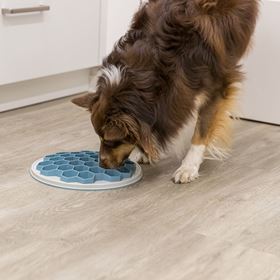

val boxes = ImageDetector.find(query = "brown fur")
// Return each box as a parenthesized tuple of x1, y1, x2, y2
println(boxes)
(192, 84, 240, 153)
(72, 0, 259, 168)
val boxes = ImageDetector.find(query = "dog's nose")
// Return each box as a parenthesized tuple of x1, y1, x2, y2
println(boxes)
(99, 156, 110, 169)
(99, 155, 106, 163)
(99, 157, 121, 169)
(99, 158, 106, 167)
(99, 161, 107, 169)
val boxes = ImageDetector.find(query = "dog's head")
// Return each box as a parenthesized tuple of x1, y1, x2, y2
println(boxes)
(72, 68, 158, 168)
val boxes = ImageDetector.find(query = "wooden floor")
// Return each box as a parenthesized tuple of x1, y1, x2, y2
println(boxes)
(1, 97, 280, 280)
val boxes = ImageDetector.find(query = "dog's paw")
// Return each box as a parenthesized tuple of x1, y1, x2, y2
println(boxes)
(129, 148, 150, 164)
(172, 165, 199, 184)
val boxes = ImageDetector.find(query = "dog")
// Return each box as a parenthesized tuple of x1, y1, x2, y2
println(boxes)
(72, 0, 259, 184)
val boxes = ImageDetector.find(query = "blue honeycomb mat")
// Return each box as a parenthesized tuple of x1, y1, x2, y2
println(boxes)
(30, 151, 142, 191)
(35, 151, 136, 184)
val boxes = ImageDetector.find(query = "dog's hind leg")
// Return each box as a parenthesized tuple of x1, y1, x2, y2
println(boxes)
(173, 84, 239, 184)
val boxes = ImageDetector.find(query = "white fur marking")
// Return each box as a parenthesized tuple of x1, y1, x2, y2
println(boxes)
(140, 0, 149, 8)
(101, 65, 123, 86)
(168, 121, 196, 160)
(173, 145, 206, 184)
(194, 93, 208, 110)
(205, 143, 230, 161)
(129, 147, 150, 164)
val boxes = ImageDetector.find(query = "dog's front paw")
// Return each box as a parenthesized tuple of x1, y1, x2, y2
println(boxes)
(173, 165, 199, 184)
(129, 148, 150, 164)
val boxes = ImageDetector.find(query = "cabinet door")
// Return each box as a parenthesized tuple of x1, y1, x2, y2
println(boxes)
(243, 0, 280, 125)
(0, 0, 101, 85)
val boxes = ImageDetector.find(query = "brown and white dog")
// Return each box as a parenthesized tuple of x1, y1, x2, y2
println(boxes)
(72, 0, 259, 184)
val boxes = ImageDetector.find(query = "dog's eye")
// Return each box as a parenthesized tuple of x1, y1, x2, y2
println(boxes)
(103, 140, 122, 148)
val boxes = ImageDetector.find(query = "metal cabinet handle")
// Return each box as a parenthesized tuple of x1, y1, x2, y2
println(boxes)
(2, 5, 50, 15)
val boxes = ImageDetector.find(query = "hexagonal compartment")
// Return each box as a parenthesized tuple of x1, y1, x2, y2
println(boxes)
(64, 157, 76, 161)
(58, 165, 73, 171)
(37, 161, 52, 171)
(117, 166, 133, 179)
(88, 153, 98, 158)
(104, 170, 121, 182)
(62, 170, 79, 177)
(38, 161, 52, 166)
(54, 160, 68, 165)
(45, 154, 59, 158)
(89, 167, 104, 173)
(48, 157, 61, 162)
(74, 166, 89, 172)
(84, 161, 98, 167)
(61, 170, 79, 183)
(70, 152, 81, 155)
(41, 164, 60, 176)
(124, 162, 136, 172)
(78, 157, 91, 162)
(69, 160, 84, 166)
(89, 167, 105, 181)
(77, 171, 95, 184)
(42, 165, 57, 171)
(78, 171, 94, 179)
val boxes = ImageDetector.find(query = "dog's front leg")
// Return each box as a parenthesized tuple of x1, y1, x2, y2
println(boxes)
(173, 85, 237, 184)
(173, 144, 205, 184)
(129, 147, 150, 164)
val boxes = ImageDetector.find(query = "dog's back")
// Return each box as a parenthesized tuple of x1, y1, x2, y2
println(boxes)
(108, 0, 259, 93)
(142, 0, 259, 54)
(136, 0, 258, 65)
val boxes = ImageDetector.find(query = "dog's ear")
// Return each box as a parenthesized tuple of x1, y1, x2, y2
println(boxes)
(71, 93, 98, 111)
(138, 121, 159, 162)
(117, 114, 159, 161)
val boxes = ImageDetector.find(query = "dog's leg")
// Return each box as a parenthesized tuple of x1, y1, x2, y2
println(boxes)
(173, 85, 238, 184)
(173, 144, 206, 183)
(129, 147, 150, 164)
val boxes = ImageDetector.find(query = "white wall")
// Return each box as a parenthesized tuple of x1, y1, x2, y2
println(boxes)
(243, 0, 280, 124)
(102, 0, 140, 57)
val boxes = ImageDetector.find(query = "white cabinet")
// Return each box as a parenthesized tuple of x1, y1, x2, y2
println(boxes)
(243, 0, 280, 125)
(0, 0, 101, 85)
